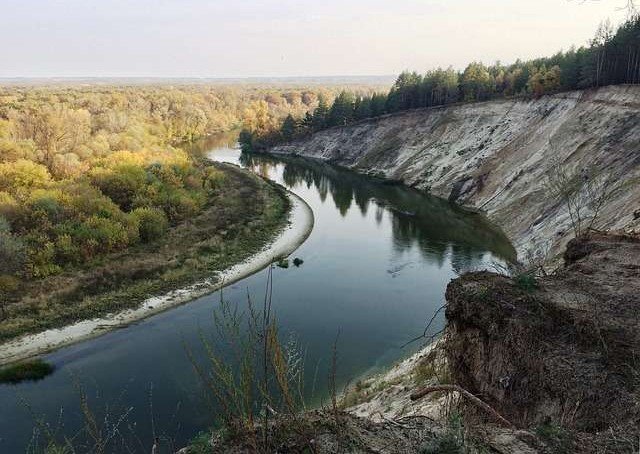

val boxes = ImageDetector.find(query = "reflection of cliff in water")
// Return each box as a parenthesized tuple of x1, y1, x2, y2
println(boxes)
(241, 152, 516, 272)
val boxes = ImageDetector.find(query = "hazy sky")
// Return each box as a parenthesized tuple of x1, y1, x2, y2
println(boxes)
(0, 0, 631, 78)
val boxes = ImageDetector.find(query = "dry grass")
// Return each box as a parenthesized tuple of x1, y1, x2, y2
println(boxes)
(443, 232, 640, 452)
(186, 267, 320, 453)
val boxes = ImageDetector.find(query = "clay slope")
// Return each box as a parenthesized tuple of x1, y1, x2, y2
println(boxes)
(272, 86, 640, 258)
(445, 232, 640, 453)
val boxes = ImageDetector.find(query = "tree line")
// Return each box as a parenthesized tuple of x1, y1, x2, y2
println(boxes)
(0, 84, 385, 311)
(241, 15, 640, 151)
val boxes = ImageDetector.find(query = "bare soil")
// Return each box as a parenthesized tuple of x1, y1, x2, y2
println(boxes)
(445, 231, 640, 453)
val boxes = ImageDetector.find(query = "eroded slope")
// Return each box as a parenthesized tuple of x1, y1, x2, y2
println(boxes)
(272, 86, 640, 258)
(446, 232, 640, 452)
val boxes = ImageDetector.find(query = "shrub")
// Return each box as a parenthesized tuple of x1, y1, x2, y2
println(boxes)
(27, 189, 67, 224)
(0, 359, 55, 384)
(420, 413, 465, 454)
(64, 182, 122, 219)
(130, 207, 169, 242)
(159, 188, 201, 222)
(515, 272, 538, 293)
(0, 274, 19, 319)
(72, 216, 131, 257)
(536, 421, 571, 453)
(421, 435, 464, 454)
(0, 220, 26, 275)
(25, 235, 60, 277)
(54, 233, 82, 264)
(0, 191, 19, 222)
(0, 159, 51, 195)
(91, 164, 147, 211)
(202, 166, 224, 191)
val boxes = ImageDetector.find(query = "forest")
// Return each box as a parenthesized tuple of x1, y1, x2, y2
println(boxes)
(241, 15, 640, 151)
(0, 83, 382, 334)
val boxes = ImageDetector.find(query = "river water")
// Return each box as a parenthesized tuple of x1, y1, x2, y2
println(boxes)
(0, 137, 514, 453)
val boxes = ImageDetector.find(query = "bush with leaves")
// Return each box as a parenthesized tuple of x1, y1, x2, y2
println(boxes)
(130, 207, 169, 242)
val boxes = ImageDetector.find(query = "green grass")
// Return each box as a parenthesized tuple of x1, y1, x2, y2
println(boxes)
(188, 430, 216, 453)
(420, 413, 464, 454)
(535, 422, 571, 453)
(0, 359, 54, 384)
(515, 272, 538, 293)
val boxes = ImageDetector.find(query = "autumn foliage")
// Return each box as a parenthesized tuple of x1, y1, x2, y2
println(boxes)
(0, 84, 376, 300)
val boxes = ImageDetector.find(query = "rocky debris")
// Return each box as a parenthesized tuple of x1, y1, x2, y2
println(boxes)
(271, 86, 640, 259)
(445, 232, 640, 453)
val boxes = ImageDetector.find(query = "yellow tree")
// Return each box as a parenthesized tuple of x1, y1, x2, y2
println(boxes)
(15, 105, 90, 171)
(242, 100, 275, 134)
(461, 62, 494, 101)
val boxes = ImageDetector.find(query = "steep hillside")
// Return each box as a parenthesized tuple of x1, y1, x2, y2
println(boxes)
(272, 86, 640, 258)
(445, 231, 640, 452)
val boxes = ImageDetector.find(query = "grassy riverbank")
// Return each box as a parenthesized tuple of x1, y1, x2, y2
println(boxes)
(0, 162, 289, 342)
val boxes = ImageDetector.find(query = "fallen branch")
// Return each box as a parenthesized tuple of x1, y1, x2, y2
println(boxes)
(401, 305, 446, 348)
(410, 384, 515, 428)
(374, 412, 409, 428)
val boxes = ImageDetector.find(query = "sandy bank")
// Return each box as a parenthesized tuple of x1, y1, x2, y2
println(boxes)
(343, 340, 447, 422)
(0, 191, 314, 366)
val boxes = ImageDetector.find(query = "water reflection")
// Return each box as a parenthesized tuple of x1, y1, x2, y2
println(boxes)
(0, 136, 516, 453)
(240, 152, 516, 274)
(184, 129, 240, 157)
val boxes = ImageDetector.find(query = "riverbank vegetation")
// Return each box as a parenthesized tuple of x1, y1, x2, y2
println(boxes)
(0, 161, 289, 342)
(2, 84, 385, 341)
(0, 358, 54, 384)
(240, 15, 640, 151)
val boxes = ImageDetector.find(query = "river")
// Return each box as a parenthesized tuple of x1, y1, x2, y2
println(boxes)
(0, 136, 515, 453)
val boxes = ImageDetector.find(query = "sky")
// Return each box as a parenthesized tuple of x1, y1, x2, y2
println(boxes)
(0, 0, 632, 78)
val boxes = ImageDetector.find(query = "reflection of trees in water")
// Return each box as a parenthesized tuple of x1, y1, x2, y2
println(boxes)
(281, 161, 355, 214)
(354, 190, 369, 216)
(317, 177, 329, 203)
(238, 150, 255, 168)
(242, 153, 516, 267)
(331, 184, 353, 217)
(375, 205, 384, 225)
(187, 130, 240, 156)
(449, 244, 492, 276)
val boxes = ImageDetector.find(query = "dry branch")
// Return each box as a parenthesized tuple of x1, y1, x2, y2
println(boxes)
(401, 304, 446, 348)
(410, 384, 515, 428)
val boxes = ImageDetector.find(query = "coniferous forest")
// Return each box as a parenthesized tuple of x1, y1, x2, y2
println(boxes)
(241, 15, 640, 151)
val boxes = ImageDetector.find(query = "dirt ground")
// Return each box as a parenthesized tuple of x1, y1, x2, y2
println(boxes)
(446, 232, 640, 453)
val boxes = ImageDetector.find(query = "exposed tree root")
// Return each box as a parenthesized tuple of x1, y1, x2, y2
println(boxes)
(410, 384, 515, 428)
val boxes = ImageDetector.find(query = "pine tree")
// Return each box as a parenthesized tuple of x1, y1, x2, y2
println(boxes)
(280, 114, 297, 141)
(328, 92, 355, 127)
(312, 96, 329, 131)
(354, 96, 372, 120)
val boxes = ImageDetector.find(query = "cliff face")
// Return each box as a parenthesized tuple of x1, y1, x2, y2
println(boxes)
(445, 232, 640, 452)
(271, 86, 640, 258)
